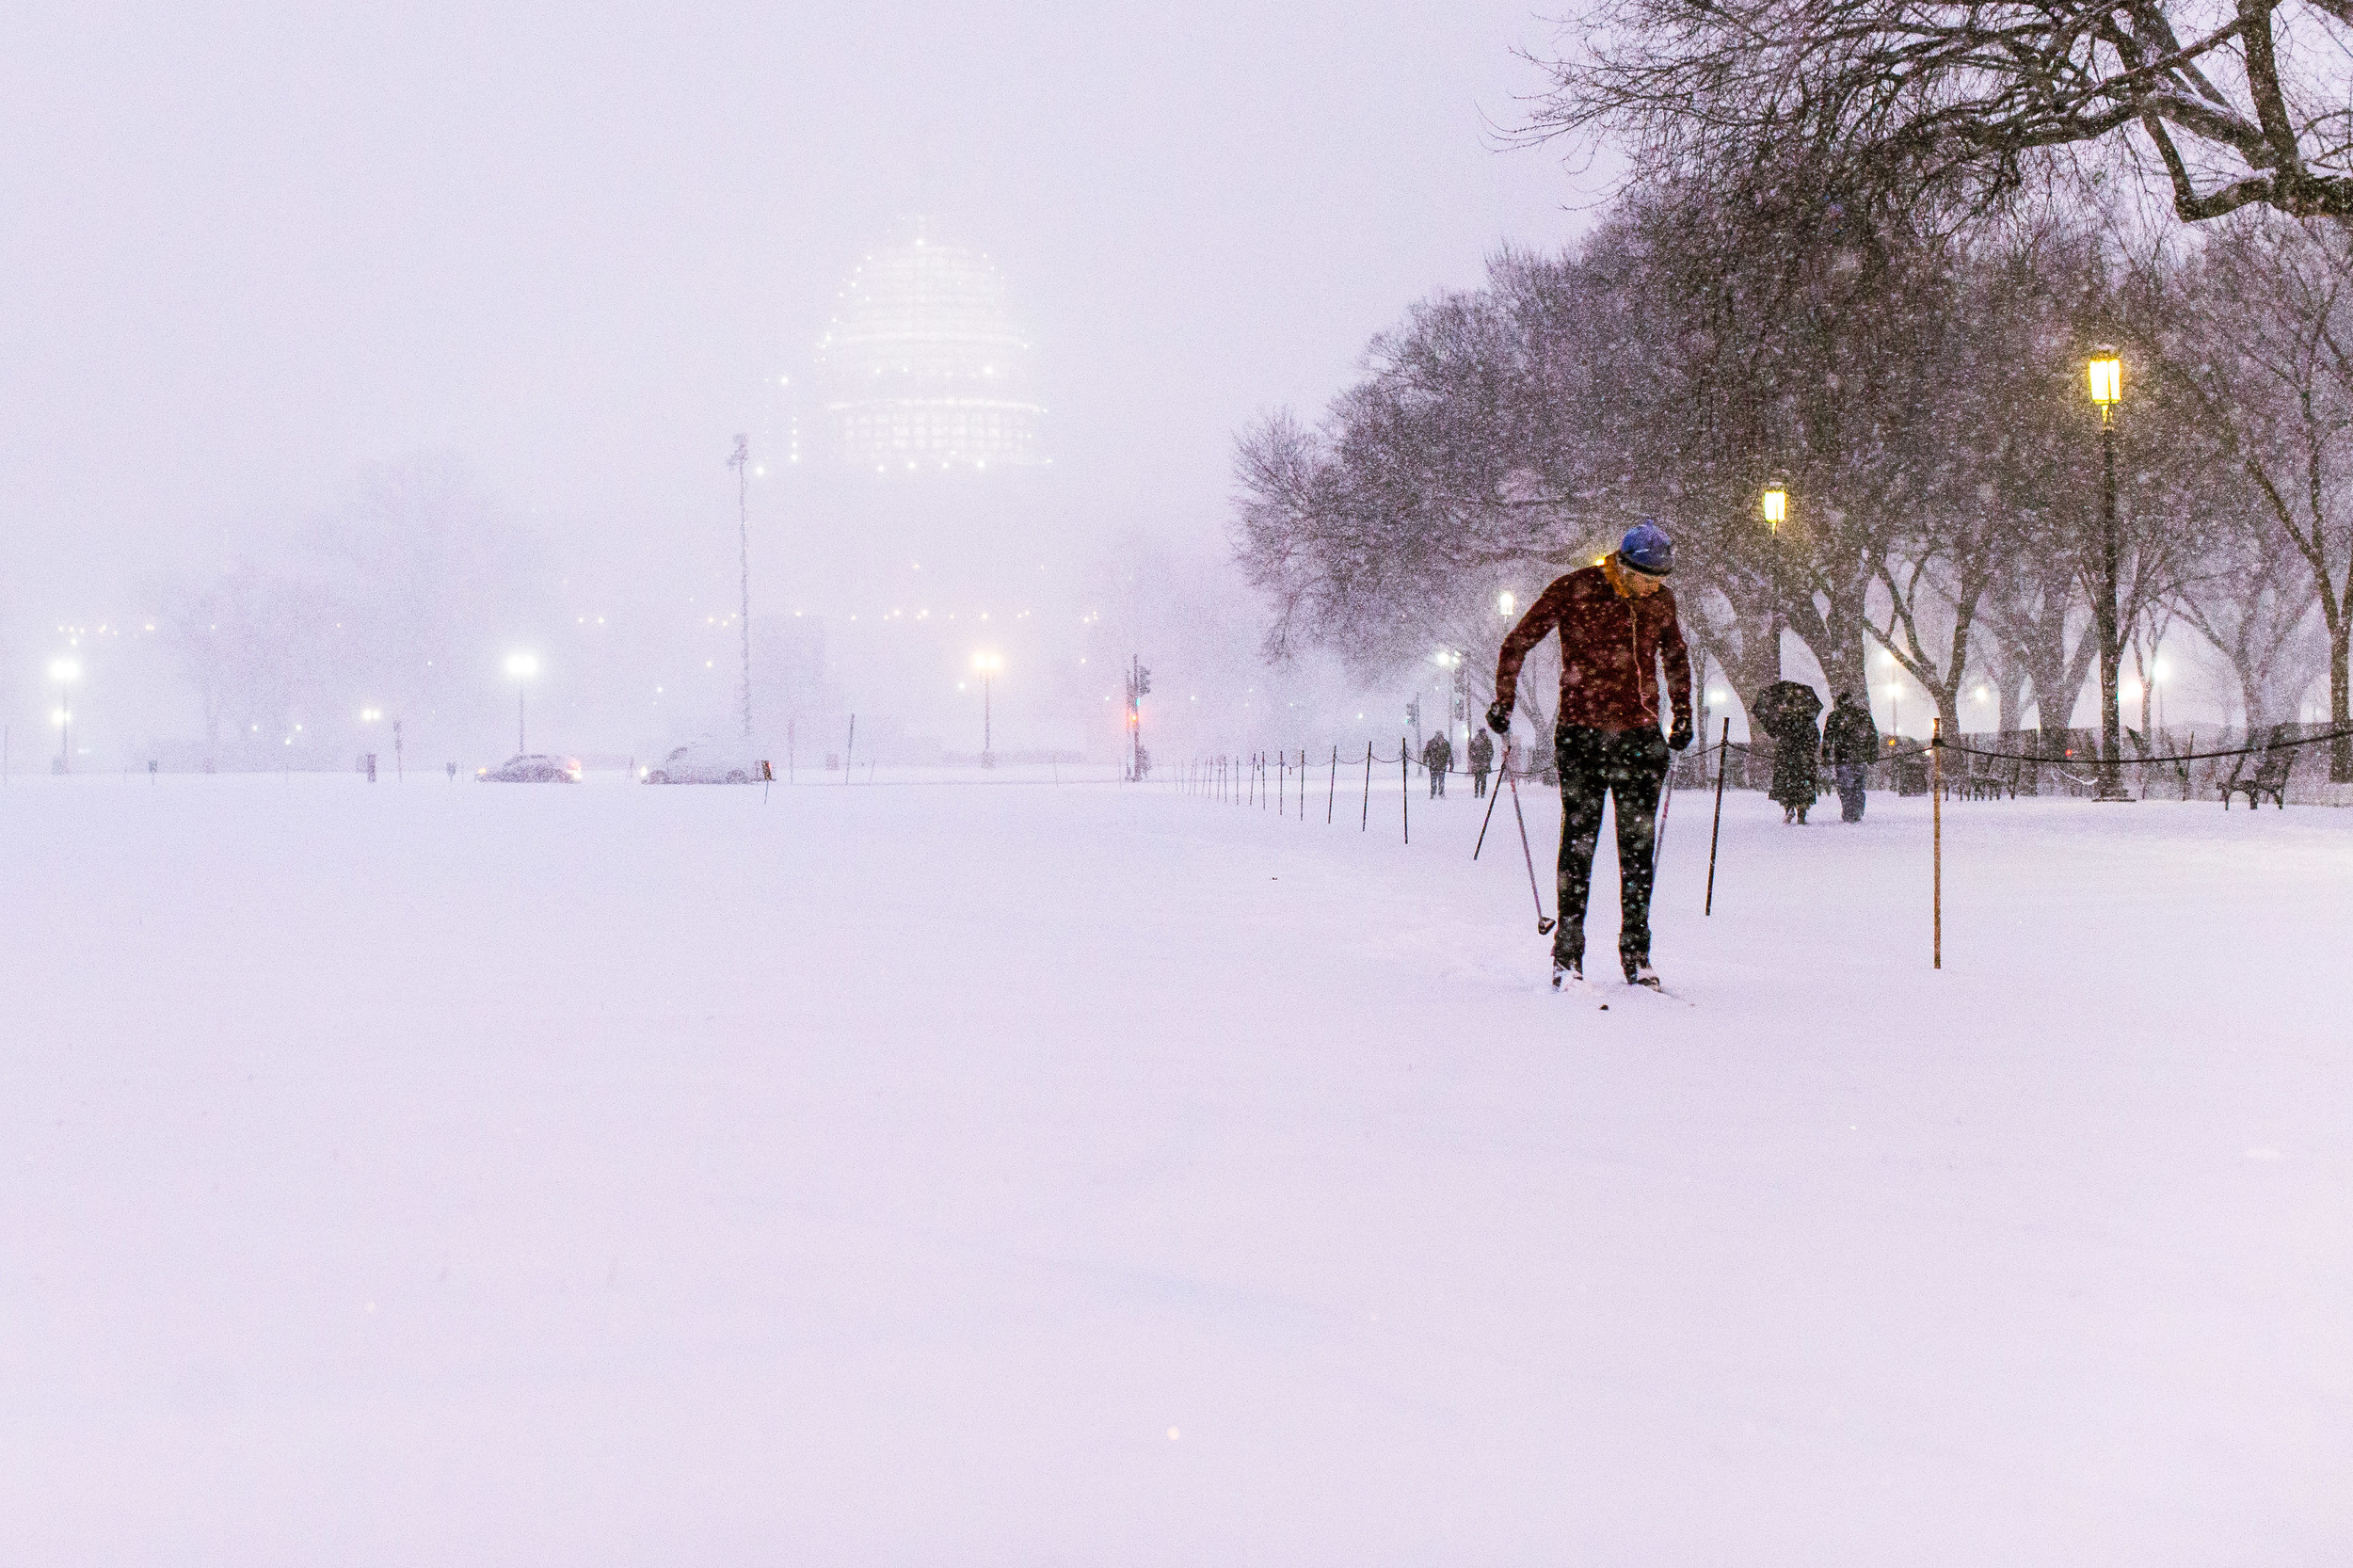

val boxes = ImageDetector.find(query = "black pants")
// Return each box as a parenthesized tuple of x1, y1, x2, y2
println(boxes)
(1554, 724, 1669, 967)
(1471, 768, 1490, 798)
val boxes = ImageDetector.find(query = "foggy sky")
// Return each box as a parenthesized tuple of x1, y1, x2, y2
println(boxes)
(1, 3, 1590, 619)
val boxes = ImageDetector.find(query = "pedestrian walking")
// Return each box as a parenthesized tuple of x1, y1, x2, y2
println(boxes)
(1753, 680, 1824, 824)
(1422, 731, 1452, 797)
(1467, 728, 1494, 797)
(1820, 690, 1881, 823)
(1488, 520, 1694, 990)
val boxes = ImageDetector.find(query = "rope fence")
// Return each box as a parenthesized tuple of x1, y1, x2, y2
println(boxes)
(1163, 715, 2346, 975)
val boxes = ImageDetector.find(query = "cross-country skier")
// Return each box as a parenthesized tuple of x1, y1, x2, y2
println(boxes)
(1422, 730, 1453, 797)
(1467, 728, 1495, 797)
(1487, 520, 1694, 989)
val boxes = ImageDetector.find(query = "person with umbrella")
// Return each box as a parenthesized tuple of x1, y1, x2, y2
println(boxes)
(1752, 679, 1824, 824)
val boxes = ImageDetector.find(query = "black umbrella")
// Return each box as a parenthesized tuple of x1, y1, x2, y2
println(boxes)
(1751, 680, 1824, 740)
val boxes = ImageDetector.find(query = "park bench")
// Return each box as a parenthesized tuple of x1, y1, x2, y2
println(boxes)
(2221, 727, 2295, 810)
(1960, 752, 2030, 800)
(1958, 757, 2004, 800)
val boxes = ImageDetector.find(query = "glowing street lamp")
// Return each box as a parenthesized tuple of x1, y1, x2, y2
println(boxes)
(48, 658, 79, 773)
(1497, 590, 1516, 618)
(505, 652, 538, 755)
(1434, 648, 1466, 741)
(972, 652, 1000, 767)
(1760, 471, 1793, 673)
(2086, 345, 2130, 800)
(2087, 348, 2122, 411)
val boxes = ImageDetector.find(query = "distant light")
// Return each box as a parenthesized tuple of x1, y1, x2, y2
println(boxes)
(506, 652, 538, 680)
(1497, 591, 1515, 616)
(48, 658, 79, 682)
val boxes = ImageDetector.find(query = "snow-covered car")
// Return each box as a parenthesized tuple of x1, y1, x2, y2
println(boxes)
(477, 753, 582, 783)
(642, 742, 768, 785)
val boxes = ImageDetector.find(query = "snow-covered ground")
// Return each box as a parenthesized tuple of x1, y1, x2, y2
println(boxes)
(3, 769, 2345, 1564)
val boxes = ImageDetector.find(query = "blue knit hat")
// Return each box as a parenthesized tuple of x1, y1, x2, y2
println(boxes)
(1621, 519, 1673, 576)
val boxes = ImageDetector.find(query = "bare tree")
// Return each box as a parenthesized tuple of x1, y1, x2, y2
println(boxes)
(2145, 213, 2353, 775)
(1525, 0, 2353, 223)
(2170, 517, 2326, 729)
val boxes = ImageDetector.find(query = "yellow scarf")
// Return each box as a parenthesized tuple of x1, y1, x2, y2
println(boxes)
(1601, 552, 1632, 599)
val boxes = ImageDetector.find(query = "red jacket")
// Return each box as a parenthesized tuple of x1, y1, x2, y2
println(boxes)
(1494, 556, 1693, 733)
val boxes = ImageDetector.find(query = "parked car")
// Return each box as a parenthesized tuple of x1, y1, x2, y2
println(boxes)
(643, 742, 768, 785)
(477, 754, 581, 783)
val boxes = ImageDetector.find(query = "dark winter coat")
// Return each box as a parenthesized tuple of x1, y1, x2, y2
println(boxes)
(1752, 680, 1823, 809)
(1821, 695, 1881, 765)
(1422, 734, 1453, 775)
(1467, 730, 1495, 771)
(1493, 555, 1693, 735)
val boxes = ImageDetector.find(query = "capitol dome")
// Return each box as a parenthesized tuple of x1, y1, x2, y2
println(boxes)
(816, 231, 1046, 472)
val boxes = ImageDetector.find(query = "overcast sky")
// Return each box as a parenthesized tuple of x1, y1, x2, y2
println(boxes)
(0, 2, 1597, 627)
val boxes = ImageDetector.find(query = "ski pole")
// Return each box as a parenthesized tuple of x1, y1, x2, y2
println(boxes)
(1653, 756, 1676, 875)
(1326, 745, 1337, 824)
(1472, 740, 1509, 859)
(1506, 752, 1555, 935)
(1704, 718, 1730, 916)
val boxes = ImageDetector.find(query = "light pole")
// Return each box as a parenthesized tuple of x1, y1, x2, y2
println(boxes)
(972, 652, 1000, 767)
(48, 658, 78, 773)
(2087, 345, 2132, 801)
(1434, 648, 1465, 754)
(728, 433, 753, 743)
(505, 653, 538, 755)
(1760, 472, 1790, 677)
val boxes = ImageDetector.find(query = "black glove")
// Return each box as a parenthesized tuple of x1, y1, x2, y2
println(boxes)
(1668, 716, 1694, 751)
(1485, 701, 1513, 735)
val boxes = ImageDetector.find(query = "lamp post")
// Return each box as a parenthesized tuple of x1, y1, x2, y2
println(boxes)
(728, 433, 753, 743)
(2087, 346, 2132, 801)
(1433, 648, 1465, 753)
(49, 658, 78, 773)
(1760, 472, 1791, 676)
(972, 652, 1000, 767)
(505, 653, 538, 755)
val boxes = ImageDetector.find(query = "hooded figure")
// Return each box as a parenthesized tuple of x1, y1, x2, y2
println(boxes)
(1466, 728, 1495, 796)
(1820, 690, 1881, 821)
(1751, 680, 1824, 824)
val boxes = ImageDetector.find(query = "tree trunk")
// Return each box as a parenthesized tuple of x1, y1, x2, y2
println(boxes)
(2332, 618, 2351, 782)
(1995, 664, 2028, 734)
(1935, 689, 1962, 749)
